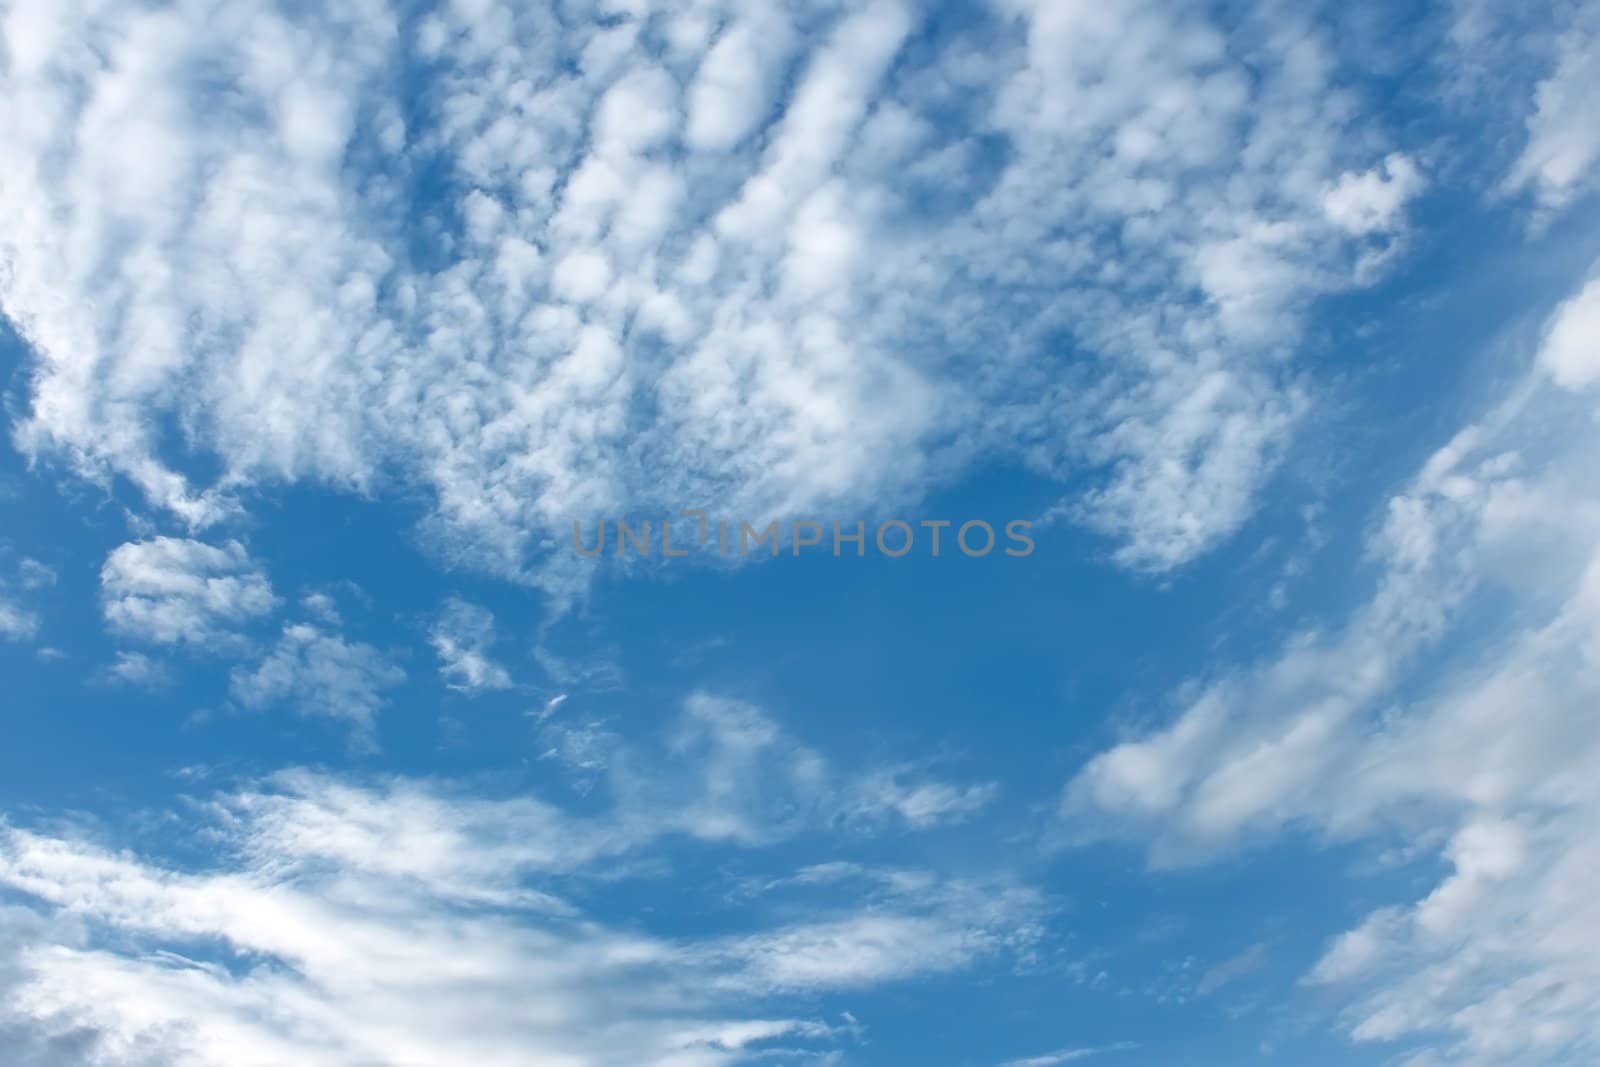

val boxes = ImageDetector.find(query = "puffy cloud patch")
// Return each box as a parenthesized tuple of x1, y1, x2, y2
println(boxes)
(1324, 154, 1426, 236)
(1537, 275, 1600, 391)
(229, 623, 405, 749)
(1, 0, 1439, 594)
(99, 538, 275, 648)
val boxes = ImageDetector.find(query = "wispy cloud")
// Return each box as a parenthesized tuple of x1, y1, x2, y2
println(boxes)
(0, 760, 1044, 1067)
(1063, 270, 1600, 1061)
(430, 598, 513, 693)
(0, 558, 52, 643)
(0, 599, 37, 643)
(1196, 943, 1268, 996)
(540, 692, 1001, 841)
(229, 623, 405, 750)
(1000, 1041, 1138, 1067)
(99, 650, 173, 689)
(1505, 7, 1600, 214)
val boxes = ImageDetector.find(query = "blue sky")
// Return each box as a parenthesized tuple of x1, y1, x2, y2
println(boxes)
(1, 0, 1599, 1064)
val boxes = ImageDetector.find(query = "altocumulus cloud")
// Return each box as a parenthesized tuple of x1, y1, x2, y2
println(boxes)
(229, 622, 406, 751)
(1, 1, 1598, 1065)
(1, 0, 1433, 600)
(99, 539, 276, 649)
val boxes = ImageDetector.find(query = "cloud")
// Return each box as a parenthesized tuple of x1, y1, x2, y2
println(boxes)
(0, 598, 38, 642)
(843, 770, 999, 830)
(229, 623, 405, 749)
(99, 538, 276, 649)
(1324, 154, 1427, 236)
(0, 558, 53, 642)
(429, 598, 513, 693)
(1536, 276, 1600, 390)
(683, 7, 795, 153)
(1, 0, 1440, 600)
(298, 593, 342, 626)
(0, 764, 1043, 1067)
(539, 692, 1000, 842)
(16, 561, 56, 591)
(999, 1042, 1138, 1067)
(1444, 0, 1600, 218)
(929, 1, 1422, 569)
(99, 651, 172, 689)
(1061, 271, 1600, 1063)
(1506, 9, 1600, 212)
(1195, 943, 1268, 996)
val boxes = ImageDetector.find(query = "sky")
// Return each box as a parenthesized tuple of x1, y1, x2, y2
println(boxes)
(0, 0, 1598, 1064)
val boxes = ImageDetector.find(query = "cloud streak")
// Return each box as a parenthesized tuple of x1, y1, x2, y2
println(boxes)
(1062, 270, 1600, 1063)
(0, 759, 1043, 1067)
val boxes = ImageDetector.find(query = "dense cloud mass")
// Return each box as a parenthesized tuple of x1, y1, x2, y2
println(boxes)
(2, 0, 1431, 594)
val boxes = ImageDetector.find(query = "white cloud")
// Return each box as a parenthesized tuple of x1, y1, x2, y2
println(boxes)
(1061, 273, 1600, 1064)
(430, 598, 512, 693)
(0, 766, 1043, 1066)
(1324, 154, 1426, 235)
(1506, 11, 1600, 212)
(999, 1043, 1137, 1067)
(100, 651, 172, 688)
(1445, 0, 1600, 218)
(905, 0, 1426, 569)
(632, 692, 832, 845)
(229, 623, 404, 749)
(544, 692, 1000, 842)
(1536, 276, 1600, 390)
(1, 0, 1435, 599)
(843, 770, 998, 829)
(715, 902, 1028, 994)
(0, 558, 53, 642)
(99, 538, 276, 648)
(1195, 943, 1267, 996)
(299, 592, 342, 625)
(16, 560, 55, 591)
(541, 691, 1003, 861)
(535, 712, 617, 792)
(684, 8, 795, 153)
(0, 599, 38, 642)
